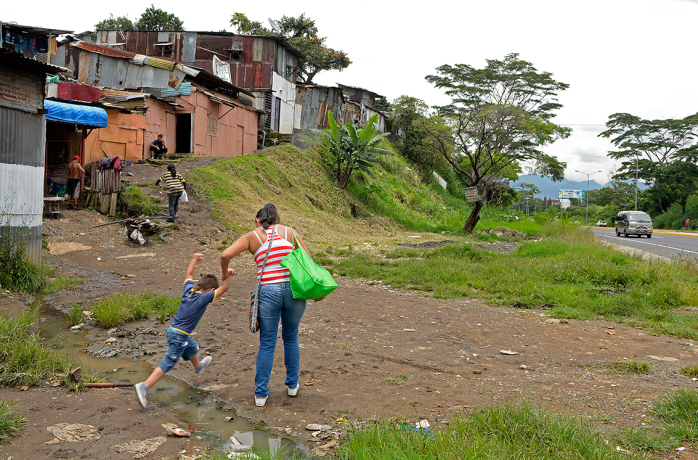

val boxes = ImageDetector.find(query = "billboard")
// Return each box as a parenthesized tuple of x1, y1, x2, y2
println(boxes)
(559, 189, 585, 199)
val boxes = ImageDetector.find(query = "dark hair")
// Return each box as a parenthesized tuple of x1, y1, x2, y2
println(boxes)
(197, 274, 218, 291)
(256, 203, 279, 228)
(158, 134, 163, 138)
(167, 163, 176, 179)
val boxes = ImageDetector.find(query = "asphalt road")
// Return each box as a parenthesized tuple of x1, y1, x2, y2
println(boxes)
(591, 227, 698, 259)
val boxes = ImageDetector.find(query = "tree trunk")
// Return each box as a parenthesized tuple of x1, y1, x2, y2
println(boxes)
(464, 200, 484, 233)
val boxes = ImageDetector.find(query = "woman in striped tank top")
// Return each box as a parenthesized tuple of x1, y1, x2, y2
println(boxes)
(220, 204, 316, 407)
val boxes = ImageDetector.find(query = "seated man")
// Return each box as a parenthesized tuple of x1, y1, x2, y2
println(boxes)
(150, 134, 168, 159)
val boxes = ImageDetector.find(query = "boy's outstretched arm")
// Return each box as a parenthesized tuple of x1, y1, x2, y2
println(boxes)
(185, 253, 204, 282)
(215, 269, 235, 298)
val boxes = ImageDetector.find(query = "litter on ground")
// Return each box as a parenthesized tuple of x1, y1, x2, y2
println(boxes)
(111, 436, 166, 458)
(45, 423, 101, 443)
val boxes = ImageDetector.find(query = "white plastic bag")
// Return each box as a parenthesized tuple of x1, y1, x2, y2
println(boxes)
(180, 190, 188, 203)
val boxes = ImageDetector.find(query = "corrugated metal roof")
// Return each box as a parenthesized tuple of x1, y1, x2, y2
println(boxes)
(337, 83, 385, 99)
(100, 88, 150, 101)
(1, 22, 72, 36)
(72, 41, 138, 59)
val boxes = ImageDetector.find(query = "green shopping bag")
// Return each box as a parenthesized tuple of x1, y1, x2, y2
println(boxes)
(280, 231, 337, 300)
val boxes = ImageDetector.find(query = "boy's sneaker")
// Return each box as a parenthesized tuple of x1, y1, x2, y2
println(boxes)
(255, 395, 268, 407)
(135, 382, 148, 409)
(194, 356, 211, 374)
(287, 384, 300, 397)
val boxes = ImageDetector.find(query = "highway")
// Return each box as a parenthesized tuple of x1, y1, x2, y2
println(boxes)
(591, 227, 698, 259)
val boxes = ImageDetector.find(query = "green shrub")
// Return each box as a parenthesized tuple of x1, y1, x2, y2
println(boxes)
(43, 277, 84, 294)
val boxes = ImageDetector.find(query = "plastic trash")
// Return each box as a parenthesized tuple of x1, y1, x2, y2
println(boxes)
(224, 436, 252, 453)
(70, 324, 83, 331)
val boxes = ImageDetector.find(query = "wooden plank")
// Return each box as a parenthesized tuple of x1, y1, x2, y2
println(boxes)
(109, 192, 118, 217)
(100, 192, 109, 214)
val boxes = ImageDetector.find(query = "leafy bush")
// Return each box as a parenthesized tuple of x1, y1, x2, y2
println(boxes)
(0, 399, 27, 443)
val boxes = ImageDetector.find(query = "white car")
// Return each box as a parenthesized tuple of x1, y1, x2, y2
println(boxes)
(596, 220, 607, 227)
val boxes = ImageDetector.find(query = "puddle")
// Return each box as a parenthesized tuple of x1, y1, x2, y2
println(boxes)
(38, 305, 311, 458)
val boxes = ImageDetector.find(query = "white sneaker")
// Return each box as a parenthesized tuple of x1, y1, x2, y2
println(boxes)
(195, 356, 211, 374)
(255, 395, 268, 407)
(135, 382, 148, 409)
(287, 384, 300, 397)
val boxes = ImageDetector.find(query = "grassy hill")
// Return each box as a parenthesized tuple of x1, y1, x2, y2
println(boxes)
(187, 143, 484, 249)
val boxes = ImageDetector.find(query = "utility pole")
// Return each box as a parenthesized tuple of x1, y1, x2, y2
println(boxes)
(575, 170, 602, 226)
(635, 153, 639, 211)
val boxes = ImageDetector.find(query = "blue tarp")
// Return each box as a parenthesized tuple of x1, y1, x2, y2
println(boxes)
(44, 99, 108, 128)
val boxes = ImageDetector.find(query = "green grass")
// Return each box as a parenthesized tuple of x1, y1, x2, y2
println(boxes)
(0, 399, 27, 443)
(381, 373, 408, 385)
(119, 185, 161, 217)
(611, 426, 677, 453)
(0, 307, 69, 387)
(90, 292, 179, 328)
(680, 364, 698, 378)
(322, 227, 698, 339)
(605, 360, 652, 374)
(653, 389, 698, 441)
(42, 277, 84, 294)
(65, 369, 104, 392)
(0, 246, 47, 294)
(337, 402, 646, 460)
(65, 303, 84, 327)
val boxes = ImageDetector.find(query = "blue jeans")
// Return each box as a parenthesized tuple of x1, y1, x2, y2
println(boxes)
(158, 328, 198, 373)
(168, 192, 182, 219)
(255, 282, 306, 398)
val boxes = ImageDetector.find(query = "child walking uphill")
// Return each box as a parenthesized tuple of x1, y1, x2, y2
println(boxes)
(135, 253, 234, 408)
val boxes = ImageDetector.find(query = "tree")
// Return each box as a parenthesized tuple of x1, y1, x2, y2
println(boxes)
(389, 96, 450, 179)
(95, 14, 134, 31)
(599, 113, 698, 180)
(319, 112, 392, 189)
(229, 13, 350, 84)
(423, 53, 570, 232)
(374, 98, 390, 112)
(135, 5, 184, 31)
(230, 13, 268, 35)
(599, 113, 698, 212)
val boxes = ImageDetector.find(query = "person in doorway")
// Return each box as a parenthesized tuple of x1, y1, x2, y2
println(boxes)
(155, 163, 186, 222)
(220, 203, 320, 407)
(353, 115, 360, 126)
(134, 253, 235, 408)
(686, 219, 690, 230)
(66, 155, 85, 209)
(150, 134, 168, 159)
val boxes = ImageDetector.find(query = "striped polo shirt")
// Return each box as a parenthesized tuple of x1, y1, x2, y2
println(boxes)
(159, 172, 185, 193)
(253, 226, 294, 285)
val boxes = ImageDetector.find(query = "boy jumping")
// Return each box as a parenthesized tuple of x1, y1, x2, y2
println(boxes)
(135, 253, 234, 408)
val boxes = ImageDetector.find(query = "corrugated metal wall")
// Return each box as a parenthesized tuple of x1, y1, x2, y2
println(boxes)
(0, 78, 46, 265)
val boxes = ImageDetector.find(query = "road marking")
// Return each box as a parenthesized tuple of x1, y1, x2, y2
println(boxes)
(597, 234, 698, 256)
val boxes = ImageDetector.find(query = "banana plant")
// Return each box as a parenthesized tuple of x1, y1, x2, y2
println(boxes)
(319, 111, 392, 189)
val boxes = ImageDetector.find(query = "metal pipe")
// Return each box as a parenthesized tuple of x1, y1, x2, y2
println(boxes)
(575, 170, 602, 226)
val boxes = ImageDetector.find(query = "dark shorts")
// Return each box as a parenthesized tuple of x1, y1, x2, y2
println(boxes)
(158, 328, 198, 373)
(66, 178, 80, 198)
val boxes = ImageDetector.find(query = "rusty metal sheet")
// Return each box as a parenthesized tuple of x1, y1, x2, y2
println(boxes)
(263, 39, 274, 63)
(73, 41, 137, 59)
(262, 63, 272, 90)
(0, 63, 44, 112)
(182, 32, 197, 64)
(253, 38, 263, 62)
(253, 62, 263, 89)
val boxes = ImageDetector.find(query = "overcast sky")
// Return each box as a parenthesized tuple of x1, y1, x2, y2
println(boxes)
(5, 0, 697, 186)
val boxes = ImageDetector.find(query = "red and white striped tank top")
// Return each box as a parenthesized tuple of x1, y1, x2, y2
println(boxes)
(253, 226, 294, 285)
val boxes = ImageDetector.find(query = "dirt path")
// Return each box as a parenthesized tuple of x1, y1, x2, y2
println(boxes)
(15, 159, 698, 458)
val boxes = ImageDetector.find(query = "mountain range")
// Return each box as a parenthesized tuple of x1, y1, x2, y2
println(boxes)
(512, 175, 645, 199)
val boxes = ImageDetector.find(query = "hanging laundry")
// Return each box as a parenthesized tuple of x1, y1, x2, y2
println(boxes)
(36, 38, 48, 54)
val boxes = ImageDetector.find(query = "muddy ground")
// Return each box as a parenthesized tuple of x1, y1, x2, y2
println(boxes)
(3, 159, 698, 459)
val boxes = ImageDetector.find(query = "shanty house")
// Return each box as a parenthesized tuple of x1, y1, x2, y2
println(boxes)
(337, 83, 386, 132)
(53, 41, 260, 158)
(0, 49, 60, 264)
(90, 31, 301, 134)
(294, 84, 345, 130)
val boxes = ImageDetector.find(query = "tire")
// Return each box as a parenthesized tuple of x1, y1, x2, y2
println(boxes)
(647, 234, 652, 238)
(616, 229, 620, 237)
(624, 230, 628, 237)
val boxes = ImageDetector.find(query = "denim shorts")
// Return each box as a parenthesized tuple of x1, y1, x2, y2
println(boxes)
(158, 328, 198, 373)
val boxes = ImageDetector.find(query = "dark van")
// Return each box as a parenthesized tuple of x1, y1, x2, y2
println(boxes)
(615, 211, 653, 238)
